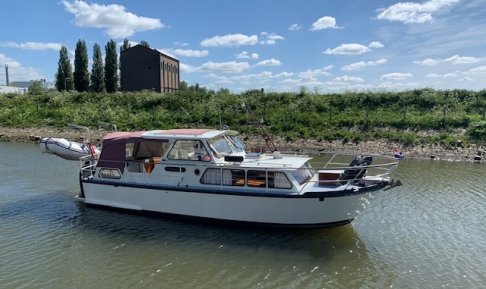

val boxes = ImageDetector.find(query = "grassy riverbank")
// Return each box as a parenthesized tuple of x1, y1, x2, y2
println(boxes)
(1, 88, 485, 159)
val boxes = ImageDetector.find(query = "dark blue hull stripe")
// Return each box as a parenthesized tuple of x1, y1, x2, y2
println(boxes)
(81, 179, 386, 198)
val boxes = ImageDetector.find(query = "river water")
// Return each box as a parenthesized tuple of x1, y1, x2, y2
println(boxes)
(0, 142, 484, 289)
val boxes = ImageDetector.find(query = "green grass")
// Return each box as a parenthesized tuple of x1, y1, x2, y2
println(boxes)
(1, 87, 486, 145)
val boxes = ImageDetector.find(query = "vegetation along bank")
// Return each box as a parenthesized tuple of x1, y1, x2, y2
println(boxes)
(1, 87, 486, 161)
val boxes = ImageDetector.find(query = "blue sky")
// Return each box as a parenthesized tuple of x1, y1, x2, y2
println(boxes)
(1, 0, 486, 92)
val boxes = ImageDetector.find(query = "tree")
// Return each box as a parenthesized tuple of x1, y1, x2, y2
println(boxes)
(73, 39, 90, 92)
(104, 40, 118, 93)
(91, 43, 105, 92)
(55, 46, 73, 91)
(121, 38, 131, 52)
(28, 80, 45, 95)
(140, 40, 150, 48)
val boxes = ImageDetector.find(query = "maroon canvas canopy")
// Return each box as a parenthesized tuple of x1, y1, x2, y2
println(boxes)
(97, 131, 145, 172)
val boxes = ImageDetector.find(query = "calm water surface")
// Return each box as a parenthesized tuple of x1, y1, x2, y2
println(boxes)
(0, 143, 484, 289)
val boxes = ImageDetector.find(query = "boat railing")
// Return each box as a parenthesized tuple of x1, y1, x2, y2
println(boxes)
(301, 153, 400, 189)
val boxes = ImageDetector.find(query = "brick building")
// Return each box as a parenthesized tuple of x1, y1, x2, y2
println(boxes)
(120, 45, 180, 93)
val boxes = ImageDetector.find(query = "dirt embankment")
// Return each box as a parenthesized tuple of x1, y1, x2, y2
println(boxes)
(1, 126, 485, 162)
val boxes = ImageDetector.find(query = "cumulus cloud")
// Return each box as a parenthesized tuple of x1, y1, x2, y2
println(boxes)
(381, 72, 413, 80)
(0, 53, 43, 81)
(256, 58, 282, 67)
(0, 41, 62, 51)
(332, 75, 364, 83)
(311, 16, 340, 31)
(236, 51, 259, 60)
(425, 71, 460, 78)
(468, 66, 486, 74)
(179, 62, 197, 73)
(342, 59, 388, 71)
(200, 61, 250, 73)
(376, 0, 460, 24)
(161, 49, 208, 58)
(260, 32, 284, 45)
(414, 55, 483, 66)
(288, 24, 302, 31)
(324, 43, 371, 55)
(297, 66, 334, 78)
(368, 41, 384, 49)
(201, 34, 258, 47)
(62, 0, 162, 38)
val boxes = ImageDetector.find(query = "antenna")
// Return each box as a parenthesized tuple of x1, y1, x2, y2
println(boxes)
(241, 102, 278, 152)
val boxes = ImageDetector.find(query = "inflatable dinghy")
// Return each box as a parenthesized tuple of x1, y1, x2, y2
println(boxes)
(40, 137, 100, 161)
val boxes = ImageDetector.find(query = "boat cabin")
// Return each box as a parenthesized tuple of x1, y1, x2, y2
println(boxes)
(93, 129, 314, 194)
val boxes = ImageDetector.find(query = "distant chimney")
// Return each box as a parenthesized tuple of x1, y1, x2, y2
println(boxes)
(5, 64, 9, 86)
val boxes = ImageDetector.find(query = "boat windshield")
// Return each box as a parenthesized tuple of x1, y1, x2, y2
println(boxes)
(208, 136, 237, 155)
(291, 162, 314, 185)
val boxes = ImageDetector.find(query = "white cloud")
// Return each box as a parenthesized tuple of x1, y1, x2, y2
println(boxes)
(342, 59, 387, 71)
(468, 66, 486, 74)
(200, 61, 250, 73)
(415, 55, 483, 66)
(324, 43, 371, 55)
(311, 16, 339, 31)
(162, 49, 208, 58)
(376, 0, 460, 24)
(0, 53, 21, 67)
(274, 72, 294, 78)
(368, 41, 384, 49)
(414, 58, 441, 66)
(174, 42, 188, 47)
(297, 66, 334, 78)
(0, 53, 43, 82)
(381, 72, 413, 80)
(332, 75, 364, 83)
(256, 58, 282, 67)
(288, 24, 301, 31)
(237, 51, 259, 60)
(260, 32, 284, 45)
(443, 55, 482, 64)
(0, 41, 62, 51)
(201, 34, 258, 47)
(179, 62, 197, 73)
(425, 71, 460, 78)
(62, 0, 163, 38)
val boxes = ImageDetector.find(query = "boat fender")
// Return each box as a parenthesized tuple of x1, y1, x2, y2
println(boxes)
(89, 143, 98, 160)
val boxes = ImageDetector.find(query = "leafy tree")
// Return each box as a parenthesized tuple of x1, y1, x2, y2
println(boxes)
(28, 80, 45, 95)
(55, 46, 73, 91)
(121, 38, 131, 51)
(91, 43, 105, 92)
(74, 39, 90, 92)
(104, 40, 118, 93)
(140, 40, 150, 48)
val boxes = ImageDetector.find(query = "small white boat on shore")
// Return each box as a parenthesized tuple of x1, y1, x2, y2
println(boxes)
(76, 128, 400, 228)
(40, 137, 100, 161)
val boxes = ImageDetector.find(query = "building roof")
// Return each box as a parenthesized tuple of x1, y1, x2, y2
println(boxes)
(121, 44, 179, 63)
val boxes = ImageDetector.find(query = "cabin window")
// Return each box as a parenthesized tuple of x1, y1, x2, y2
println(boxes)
(167, 140, 211, 161)
(247, 170, 266, 188)
(200, 168, 221, 185)
(223, 169, 245, 186)
(268, 172, 292, 189)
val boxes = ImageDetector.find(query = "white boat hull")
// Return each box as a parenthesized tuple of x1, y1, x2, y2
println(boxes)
(80, 181, 373, 227)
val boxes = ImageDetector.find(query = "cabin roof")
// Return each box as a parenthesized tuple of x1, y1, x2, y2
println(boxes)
(102, 129, 228, 145)
(241, 155, 312, 169)
(142, 129, 227, 140)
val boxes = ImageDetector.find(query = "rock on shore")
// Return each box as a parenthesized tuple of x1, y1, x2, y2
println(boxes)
(1, 126, 484, 162)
